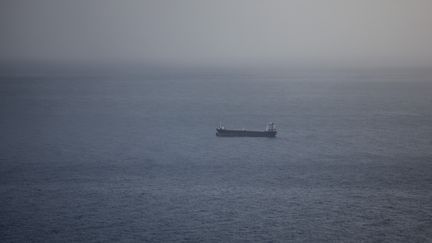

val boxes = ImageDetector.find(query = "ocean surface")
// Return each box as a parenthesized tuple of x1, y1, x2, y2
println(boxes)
(1, 70, 432, 242)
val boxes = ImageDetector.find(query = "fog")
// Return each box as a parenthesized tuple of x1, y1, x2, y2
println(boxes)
(1, 0, 432, 68)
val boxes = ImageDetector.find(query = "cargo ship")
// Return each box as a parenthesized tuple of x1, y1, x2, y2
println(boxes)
(216, 123, 277, 137)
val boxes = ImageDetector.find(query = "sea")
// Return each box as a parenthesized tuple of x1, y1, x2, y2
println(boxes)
(1, 68, 432, 242)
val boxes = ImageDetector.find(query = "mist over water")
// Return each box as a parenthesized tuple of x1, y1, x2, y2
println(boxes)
(2, 0, 432, 241)
(1, 69, 432, 241)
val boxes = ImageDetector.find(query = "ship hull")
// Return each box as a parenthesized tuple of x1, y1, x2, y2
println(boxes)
(216, 129, 276, 137)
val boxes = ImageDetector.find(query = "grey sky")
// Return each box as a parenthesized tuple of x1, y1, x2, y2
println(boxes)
(1, 0, 432, 68)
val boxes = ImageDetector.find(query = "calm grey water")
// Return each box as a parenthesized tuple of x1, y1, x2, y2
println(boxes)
(1, 70, 432, 242)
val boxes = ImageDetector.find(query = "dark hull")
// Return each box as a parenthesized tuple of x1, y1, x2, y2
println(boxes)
(216, 129, 276, 137)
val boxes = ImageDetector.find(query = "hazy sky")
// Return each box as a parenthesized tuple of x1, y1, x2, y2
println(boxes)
(1, 0, 432, 68)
